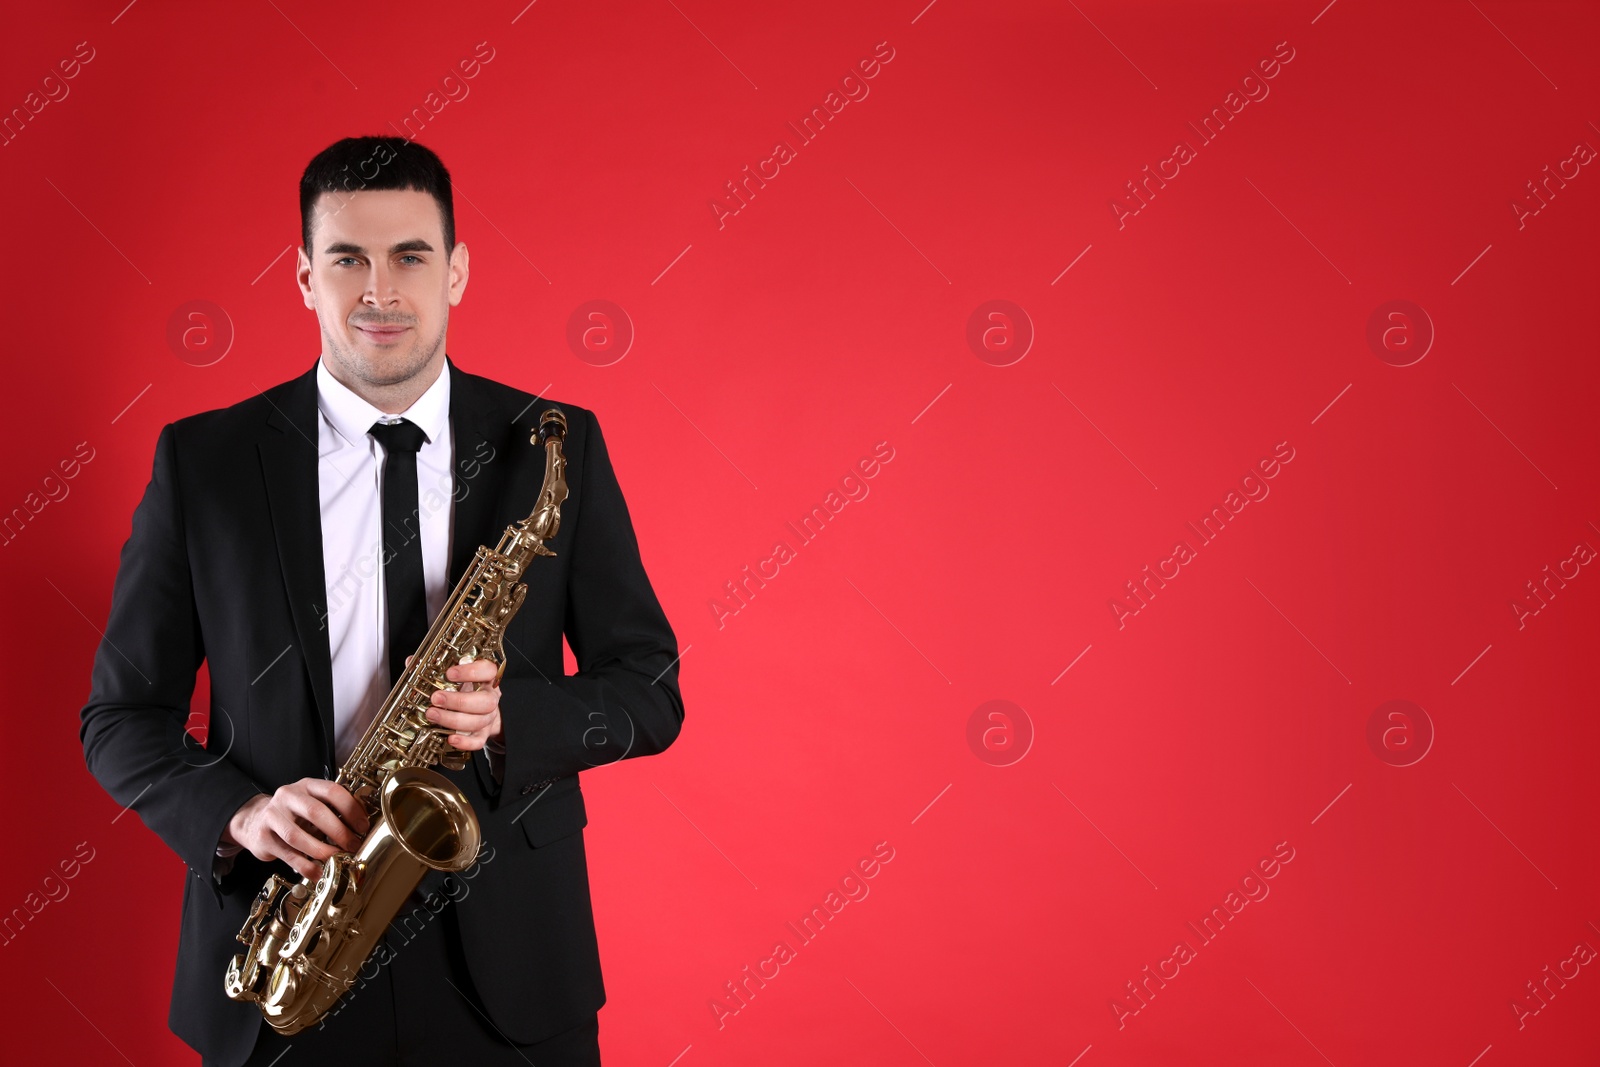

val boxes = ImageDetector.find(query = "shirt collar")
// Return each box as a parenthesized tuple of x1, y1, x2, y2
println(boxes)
(315, 355, 451, 449)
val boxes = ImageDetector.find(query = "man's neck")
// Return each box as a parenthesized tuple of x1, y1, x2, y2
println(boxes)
(323, 354, 446, 415)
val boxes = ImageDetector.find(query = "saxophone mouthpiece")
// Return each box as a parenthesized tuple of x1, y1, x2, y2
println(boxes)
(535, 407, 567, 446)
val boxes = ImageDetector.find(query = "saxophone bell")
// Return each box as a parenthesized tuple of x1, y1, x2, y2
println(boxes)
(226, 767, 481, 1035)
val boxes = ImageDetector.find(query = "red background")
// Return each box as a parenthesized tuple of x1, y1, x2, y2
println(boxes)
(3, 1, 1597, 1064)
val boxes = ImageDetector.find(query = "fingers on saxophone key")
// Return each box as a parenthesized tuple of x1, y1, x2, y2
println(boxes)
(267, 829, 326, 881)
(430, 713, 495, 753)
(430, 687, 495, 715)
(304, 778, 371, 837)
(265, 780, 368, 867)
(291, 794, 362, 853)
(292, 781, 368, 846)
(426, 704, 477, 728)
(275, 809, 340, 859)
(446, 659, 497, 686)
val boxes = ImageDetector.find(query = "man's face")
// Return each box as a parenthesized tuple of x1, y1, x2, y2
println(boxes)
(296, 188, 468, 389)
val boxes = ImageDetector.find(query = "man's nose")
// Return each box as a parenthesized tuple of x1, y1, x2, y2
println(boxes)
(363, 263, 399, 305)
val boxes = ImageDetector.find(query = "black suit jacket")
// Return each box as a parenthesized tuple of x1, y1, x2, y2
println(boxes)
(79, 356, 684, 1066)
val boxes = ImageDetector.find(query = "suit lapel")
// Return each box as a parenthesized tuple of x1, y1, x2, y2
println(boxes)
(446, 355, 512, 587)
(258, 361, 337, 767)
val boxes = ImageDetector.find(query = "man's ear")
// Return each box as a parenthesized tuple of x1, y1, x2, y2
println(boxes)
(447, 242, 470, 307)
(296, 247, 316, 310)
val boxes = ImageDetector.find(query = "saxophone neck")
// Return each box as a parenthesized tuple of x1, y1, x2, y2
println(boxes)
(518, 407, 570, 548)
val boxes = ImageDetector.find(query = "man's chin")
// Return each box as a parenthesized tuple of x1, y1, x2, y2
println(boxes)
(343, 351, 428, 387)
(326, 328, 443, 387)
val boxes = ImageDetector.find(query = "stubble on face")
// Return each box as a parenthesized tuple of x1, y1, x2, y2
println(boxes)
(321, 310, 448, 390)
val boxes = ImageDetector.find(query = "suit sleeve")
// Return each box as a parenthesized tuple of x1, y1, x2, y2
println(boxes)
(496, 409, 685, 798)
(79, 422, 265, 902)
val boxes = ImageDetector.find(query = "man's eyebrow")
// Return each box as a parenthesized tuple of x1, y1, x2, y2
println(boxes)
(322, 239, 436, 255)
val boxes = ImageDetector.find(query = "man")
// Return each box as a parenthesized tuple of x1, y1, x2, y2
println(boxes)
(79, 136, 684, 1066)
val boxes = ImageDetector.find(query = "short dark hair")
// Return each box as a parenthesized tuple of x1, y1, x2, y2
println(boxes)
(299, 136, 455, 257)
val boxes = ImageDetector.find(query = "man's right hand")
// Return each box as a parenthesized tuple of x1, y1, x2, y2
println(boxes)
(222, 779, 371, 880)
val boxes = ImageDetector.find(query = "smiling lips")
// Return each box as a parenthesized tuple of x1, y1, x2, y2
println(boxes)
(355, 325, 410, 344)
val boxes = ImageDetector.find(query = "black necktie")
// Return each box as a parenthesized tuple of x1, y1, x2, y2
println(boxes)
(369, 418, 430, 688)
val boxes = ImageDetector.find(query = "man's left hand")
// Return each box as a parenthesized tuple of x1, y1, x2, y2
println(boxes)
(422, 657, 503, 751)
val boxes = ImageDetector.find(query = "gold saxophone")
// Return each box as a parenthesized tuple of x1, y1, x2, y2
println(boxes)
(223, 407, 570, 1035)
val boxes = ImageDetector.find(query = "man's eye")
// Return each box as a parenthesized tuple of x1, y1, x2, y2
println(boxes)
(334, 257, 357, 266)
(400, 255, 422, 265)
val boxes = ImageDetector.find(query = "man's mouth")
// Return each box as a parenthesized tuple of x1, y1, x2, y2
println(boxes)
(355, 325, 410, 344)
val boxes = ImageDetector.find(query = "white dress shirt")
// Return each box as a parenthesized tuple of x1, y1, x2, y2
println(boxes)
(314, 355, 455, 765)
